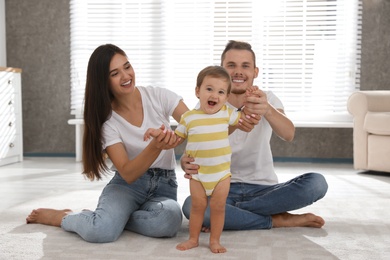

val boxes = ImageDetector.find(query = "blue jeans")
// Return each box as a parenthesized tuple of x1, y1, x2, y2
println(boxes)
(62, 169, 182, 243)
(182, 172, 328, 230)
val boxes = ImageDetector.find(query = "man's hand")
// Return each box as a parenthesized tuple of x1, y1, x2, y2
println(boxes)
(237, 113, 261, 132)
(180, 154, 199, 179)
(244, 87, 270, 116)
(237, 86, 263, 132)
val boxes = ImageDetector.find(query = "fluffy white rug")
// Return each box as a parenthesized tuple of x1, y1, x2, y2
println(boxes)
(1, 171, 390, 260)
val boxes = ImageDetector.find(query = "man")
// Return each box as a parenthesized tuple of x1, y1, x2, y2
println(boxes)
(181, 40, 328, 230)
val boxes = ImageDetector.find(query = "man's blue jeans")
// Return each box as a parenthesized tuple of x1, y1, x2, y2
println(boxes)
(62, 169, 182, 243)
(182, 172, 328, 230)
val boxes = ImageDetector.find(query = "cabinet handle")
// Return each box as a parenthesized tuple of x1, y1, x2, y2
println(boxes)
(9, 122, 13, 127)
(9, 143, 15, 148)
(8, 100, 13, 105)
(8, 80, 12, 84)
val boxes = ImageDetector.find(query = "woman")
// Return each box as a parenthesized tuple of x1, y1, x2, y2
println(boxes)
(26, 44, 188, 243)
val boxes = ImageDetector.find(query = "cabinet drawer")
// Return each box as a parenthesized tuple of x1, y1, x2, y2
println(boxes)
(0, 89, 21, 116)
(0, 134, 22, 159)
(0, 71, 20, 93)
(0, 112, 18, 136)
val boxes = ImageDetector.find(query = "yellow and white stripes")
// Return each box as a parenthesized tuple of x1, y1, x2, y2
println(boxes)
(175, 105, 240, 195)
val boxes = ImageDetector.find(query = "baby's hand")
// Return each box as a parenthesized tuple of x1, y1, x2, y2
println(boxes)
(148, 124, 181, 150)
(144, 125, 165, 141)
(246, 85, 261, 97)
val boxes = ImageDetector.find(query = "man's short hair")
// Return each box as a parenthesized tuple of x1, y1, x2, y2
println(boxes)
(220, 40, 256, 67)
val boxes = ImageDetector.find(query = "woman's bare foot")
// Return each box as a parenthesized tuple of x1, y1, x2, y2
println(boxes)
(26, 208, 72, 227)
(210, 241, 227, 253)
(272, 212, 325, 228)
(176, 239, 199, 251)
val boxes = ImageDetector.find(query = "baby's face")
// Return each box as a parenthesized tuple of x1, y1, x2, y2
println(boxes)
(196, 75, 229, 114)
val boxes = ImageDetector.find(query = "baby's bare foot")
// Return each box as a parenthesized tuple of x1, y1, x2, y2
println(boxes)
(210, 241, 227, 253)
(272, 212, 325, 228)
(176, 239, 199, 251)
(26, 208, 72, 227)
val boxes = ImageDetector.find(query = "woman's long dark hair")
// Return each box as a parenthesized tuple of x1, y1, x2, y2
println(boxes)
(82, 44, 126, 181)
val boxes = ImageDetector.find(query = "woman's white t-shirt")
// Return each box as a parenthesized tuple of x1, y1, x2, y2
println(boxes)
(102, 86, 182, 171)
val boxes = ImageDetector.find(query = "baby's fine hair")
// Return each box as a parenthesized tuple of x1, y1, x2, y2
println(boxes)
(196, 65, 232, 94)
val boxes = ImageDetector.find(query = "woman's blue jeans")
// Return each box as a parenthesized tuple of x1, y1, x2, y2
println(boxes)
(61, 169, 182, 243)
(182, 172, 328, 230)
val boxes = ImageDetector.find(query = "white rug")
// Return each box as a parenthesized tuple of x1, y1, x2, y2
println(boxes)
(1, 171, 390, 260)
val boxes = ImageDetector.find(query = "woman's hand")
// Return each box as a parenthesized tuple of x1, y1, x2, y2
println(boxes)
(180, 154, 199, 179)
(149, 124, 182, 150)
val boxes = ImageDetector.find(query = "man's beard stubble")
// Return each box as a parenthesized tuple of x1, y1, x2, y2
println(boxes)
(231, 88, 246, 95)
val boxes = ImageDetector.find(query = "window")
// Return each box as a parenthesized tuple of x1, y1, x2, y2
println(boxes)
(70, 0, 362, 126)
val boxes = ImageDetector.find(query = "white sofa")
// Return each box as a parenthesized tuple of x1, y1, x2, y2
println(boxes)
(347, 91, 390, 173)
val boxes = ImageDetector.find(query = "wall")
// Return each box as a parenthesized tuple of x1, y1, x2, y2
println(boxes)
(360, 0, 390, 91)
(5, 0, 72, 155)
(5, 0, 390, 160)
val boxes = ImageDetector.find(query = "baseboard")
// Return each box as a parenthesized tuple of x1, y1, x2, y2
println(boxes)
(24, 153, 353, 164)
(24, 153, 76, 158)
(273, 157, 353, 164)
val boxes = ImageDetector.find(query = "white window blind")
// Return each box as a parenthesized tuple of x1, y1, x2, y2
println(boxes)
(70, 0, 362, 125)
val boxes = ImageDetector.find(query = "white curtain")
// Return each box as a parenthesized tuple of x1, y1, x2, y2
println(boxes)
(70, 0, 362, 125)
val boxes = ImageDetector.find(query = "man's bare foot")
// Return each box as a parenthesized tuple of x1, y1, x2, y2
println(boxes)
(210, 241, 227, 253)
(26, 208, 72, 227)
(272, 212, 325, 228)
(176, 239, 199, 251)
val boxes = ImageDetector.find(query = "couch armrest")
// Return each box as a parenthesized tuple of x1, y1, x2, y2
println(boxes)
(347, 91, 390, 170)
(348, 91, 390, 117)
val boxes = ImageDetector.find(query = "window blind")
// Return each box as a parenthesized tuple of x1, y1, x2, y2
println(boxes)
(70, 0, 362, 125)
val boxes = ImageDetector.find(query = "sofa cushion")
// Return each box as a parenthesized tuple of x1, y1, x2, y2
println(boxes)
(367, 135, 390, 172)
(364, 112, 390, 135)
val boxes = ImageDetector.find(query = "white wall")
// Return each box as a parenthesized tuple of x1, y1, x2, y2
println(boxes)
(0, 0, 6, 67)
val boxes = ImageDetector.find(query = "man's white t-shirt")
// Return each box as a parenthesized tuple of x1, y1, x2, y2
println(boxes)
(101, 86, 182, 171)
(228, 91, 284, 185)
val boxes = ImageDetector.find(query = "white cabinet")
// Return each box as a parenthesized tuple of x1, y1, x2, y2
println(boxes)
(0, 67, 23, 166)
